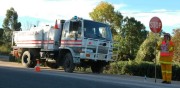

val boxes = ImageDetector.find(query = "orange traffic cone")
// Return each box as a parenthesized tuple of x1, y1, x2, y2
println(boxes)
(35, 59, 41, 72)
(54, 19, 58, 29)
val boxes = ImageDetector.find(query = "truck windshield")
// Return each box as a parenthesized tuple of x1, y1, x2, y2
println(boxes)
(83, 20, 112, 41)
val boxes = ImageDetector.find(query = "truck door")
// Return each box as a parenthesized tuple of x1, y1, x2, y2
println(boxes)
(61, 21, 70, 46)
(69, 21, 82, 40)
(60, 20, 82, 47)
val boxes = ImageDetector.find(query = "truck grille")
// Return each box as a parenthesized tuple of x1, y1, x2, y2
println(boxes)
(89, 46, 108, 54)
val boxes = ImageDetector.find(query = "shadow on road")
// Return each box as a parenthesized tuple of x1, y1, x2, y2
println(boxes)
(0, 55, 9, 61)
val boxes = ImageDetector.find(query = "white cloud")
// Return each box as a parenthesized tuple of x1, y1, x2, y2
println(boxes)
(120, 9, 180, 32)
(1, 0, 180, 33)
(0, 0, 103, 28)
(113, 3, 127, 11)
(0, 0, 101, 21)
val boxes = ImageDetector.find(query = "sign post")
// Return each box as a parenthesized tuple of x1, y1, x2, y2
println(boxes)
(149, 16, 162, 83)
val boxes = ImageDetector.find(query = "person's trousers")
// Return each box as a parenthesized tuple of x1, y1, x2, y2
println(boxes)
(161, 64, 172, 82)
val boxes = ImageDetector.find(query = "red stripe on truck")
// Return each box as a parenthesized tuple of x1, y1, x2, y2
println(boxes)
(61, 40, 82, 42)
(16, 40, 54, 44)
(61, 40, 82, 46)
(16, 40, 82, 46)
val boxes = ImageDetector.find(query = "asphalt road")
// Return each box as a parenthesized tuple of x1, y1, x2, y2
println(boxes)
(0, 66, 135, 88)
(0, 55, 180, 88)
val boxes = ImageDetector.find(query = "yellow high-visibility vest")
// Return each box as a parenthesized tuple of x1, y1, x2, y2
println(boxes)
(160, 41, 174, 56)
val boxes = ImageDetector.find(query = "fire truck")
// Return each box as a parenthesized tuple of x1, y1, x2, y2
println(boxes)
(11, 16, 114, 73)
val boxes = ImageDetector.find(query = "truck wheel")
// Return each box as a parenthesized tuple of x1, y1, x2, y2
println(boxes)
(91, 62, 104, 74)
(46, 62, 59, 69)
(63, 53, 75, 73)
(21, 51, 36, 68)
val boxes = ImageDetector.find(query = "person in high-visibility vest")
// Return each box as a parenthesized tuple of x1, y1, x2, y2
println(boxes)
(157, 33, 174, 84)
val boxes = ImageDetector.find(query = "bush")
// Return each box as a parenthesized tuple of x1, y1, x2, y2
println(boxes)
(135, 32, 161, 62)
(104, 61, 180, 81)
(0, 44, 11, 55)
(104, 60, 135, 75)
(172, 63, 180, 81)
(125, 61, 161, 78)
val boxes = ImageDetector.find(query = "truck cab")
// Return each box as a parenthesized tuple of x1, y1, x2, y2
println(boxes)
(59, 16, 113, 73)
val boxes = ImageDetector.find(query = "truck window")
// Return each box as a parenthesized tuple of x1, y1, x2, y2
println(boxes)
(83, 20, 112, 41)
(69, 21, 82, 38)
(62, 21, 70, 38)
(99, 27, 107, 38)
(70, 21, 81, 33)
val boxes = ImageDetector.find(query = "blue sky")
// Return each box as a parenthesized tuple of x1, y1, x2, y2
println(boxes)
(0, 0, 180, 34)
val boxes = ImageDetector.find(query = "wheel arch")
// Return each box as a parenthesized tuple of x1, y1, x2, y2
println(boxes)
(59, 47, 77, 64)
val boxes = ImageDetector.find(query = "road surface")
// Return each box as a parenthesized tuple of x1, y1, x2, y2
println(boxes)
(0, 55, 180, 88)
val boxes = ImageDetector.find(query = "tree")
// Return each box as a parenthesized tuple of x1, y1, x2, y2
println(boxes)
(2, 7, 21, 31)
(172, 29, 180, 62)
(0, 28, 4, 45)
(90, 2, 148, 61)
(89, 1, 123, 35)
(2, 7, 21, 43)
(0, 28, 3, 38)
(135, 29, 169, 62)
(135, 32, 161, 62)
(118, 17, 148, 60)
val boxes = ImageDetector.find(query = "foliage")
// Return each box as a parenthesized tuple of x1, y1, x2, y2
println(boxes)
(104, 60, 130, 74)
(172, 29, 180, 62)
(0, 28, 4, 45)
(89, 1, 123, 35)
(0, 44, 11, 55)
(104, 61, 180, 81)
(90, 1, 148, 61)
(2, 7, 21, 31)
(135, 32, 161, 62)
(2, 7, 21, 44)
(118, 17, 148, 60)
(0, 28, 3, 37)
(172, 63, 180, 81)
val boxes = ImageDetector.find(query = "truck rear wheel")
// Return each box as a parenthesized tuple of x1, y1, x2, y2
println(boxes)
(21, 51, 36, 68)
(63, 53, 75, 73)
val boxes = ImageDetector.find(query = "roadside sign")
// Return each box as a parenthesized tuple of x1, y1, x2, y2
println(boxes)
(149, 17, 162, 33)
(149, 17, 162, 83)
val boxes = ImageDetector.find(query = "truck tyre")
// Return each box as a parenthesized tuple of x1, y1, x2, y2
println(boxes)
(63, 53, 75, 73)
(21, 51, 36, 68)
(91, 62, 103, 74)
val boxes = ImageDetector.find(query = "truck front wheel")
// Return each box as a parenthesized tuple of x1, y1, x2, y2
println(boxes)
(21, 51, 36, 68)
(63, 53, 75, 73)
